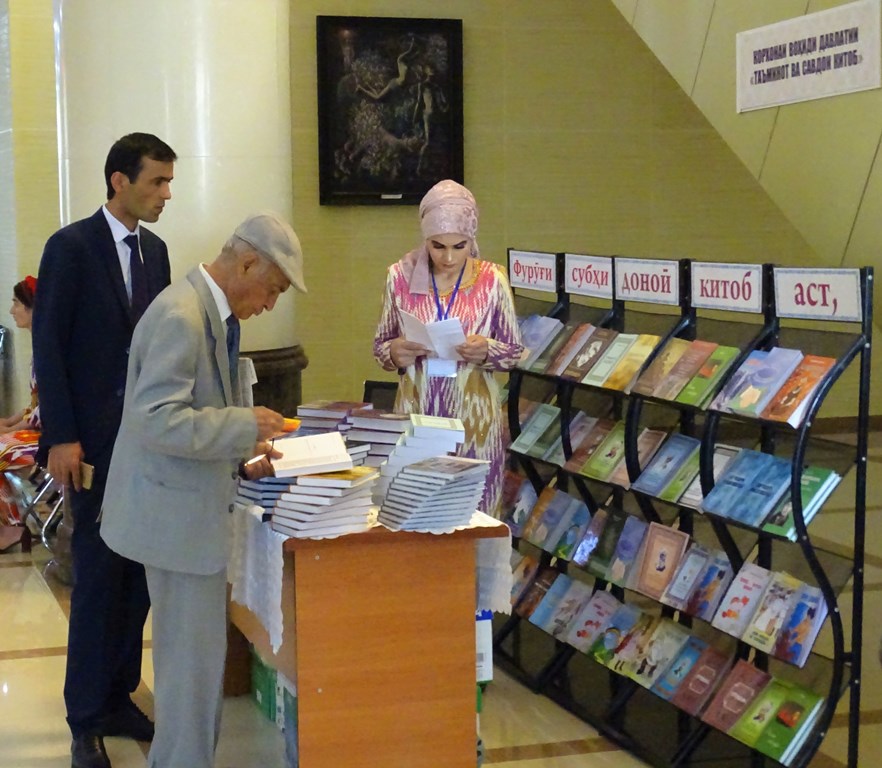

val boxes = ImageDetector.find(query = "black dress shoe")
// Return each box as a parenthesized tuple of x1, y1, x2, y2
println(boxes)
(71, 734, 111, 768)
(98, 701, 154, 742)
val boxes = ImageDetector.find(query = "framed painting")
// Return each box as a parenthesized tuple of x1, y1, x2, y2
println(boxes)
(316, 16, 464, 205)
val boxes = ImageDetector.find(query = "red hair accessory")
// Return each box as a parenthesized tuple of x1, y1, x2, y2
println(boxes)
(24, 275, 37, 295)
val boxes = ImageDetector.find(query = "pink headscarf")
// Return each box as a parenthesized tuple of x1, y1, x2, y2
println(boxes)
(398, 179, 480, 294)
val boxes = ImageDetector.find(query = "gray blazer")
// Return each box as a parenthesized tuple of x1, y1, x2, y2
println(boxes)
(101, 267, 258, 575)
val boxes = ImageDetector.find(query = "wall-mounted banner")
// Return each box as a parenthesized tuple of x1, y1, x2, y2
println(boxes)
(615, 258, 679, 305)
(508, 249, 558, 293)
(774, 267, 862, 322)
(691, 262, 763, 313)
(564, 254, 613, 299)
(736, 0, 881, 112)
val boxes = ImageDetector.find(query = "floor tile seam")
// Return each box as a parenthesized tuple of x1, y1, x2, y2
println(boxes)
(484, 735, 623, 762)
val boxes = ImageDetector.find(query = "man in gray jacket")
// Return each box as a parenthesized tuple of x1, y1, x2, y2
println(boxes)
(101, 211, 307, 768)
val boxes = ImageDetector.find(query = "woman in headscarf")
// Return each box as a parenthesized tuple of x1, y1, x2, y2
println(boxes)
(373, 180, 523, 515)
(1, 275, 40, 434)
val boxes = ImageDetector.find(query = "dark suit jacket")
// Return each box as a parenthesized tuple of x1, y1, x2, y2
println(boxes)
(33, 208, 171, 473)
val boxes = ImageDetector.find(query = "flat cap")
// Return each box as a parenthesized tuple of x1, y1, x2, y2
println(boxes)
(233, 211, 307, 293)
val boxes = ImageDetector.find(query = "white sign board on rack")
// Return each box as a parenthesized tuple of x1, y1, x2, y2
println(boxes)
(774, 267, 863, 322)
(736, 0, 881, 112)
(564, 253, 613, 299)
(691, 262, 763, 313)
(508, 250, 557, 293)
(614, 258, 680, 305)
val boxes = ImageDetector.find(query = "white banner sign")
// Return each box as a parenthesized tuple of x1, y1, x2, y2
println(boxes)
(736, 0, 881, 112)
(774, 267, 862, 322)
(508, 250, 557, 293)
(691, 262, 763, 313)
(615, 258, 680, 305)
(564, 253, 613, 299)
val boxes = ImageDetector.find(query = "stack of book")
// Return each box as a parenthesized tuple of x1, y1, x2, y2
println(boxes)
(342, 408, 411, 466)
(235, 476, 292, 516)
(294, 399, 372, 434)
(378, 456, 490, 532)
(270, 466, 379, 538)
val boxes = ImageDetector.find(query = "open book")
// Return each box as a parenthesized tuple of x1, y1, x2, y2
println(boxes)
(271, 431, 354, 478)
(398, 308, 466, 360)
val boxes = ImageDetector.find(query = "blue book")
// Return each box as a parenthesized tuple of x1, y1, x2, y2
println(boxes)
(527, 573, 574, 632)
(726, 455, 792, 527)
(632, 434, 701, 497)
(552, 500, 592, 560)
(701, 450, 774, 518)
(709, 350, 769, 413)
(651, 636, 708, 701)
(728, 347, 803, 417)
(605, 516, 649, 587)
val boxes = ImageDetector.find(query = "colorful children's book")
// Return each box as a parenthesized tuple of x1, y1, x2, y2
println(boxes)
(607, 427, 667, 490)
(675, 344, 740, 407)
(660, 543, 710, 612)
(546, 323, 597, 377)
(605, 516, 649, 587)
(728, 676, 792, 747)
(630, 619, 691, 689)
(761, 465, 840, 541)
(711, 562, 772, 638)
(579, 421, 627, 481)
(700, 659, 772, 733)
(552, 499, 592, 560)
(515, 567, 560, 619)
(584, 507, 629, 579)
(742, 571, 803, 653)
(526, 573, 573, 632)
(510, 553, 541, 606)
(634, 522, 690, 600)
(581, 333, 638, 388)
(670, 645, 734, 716)
(509, 403, 561, 455)
(773, 583, 828, 667)
(630, 337, 692, 397)
(760, 354, 836, 427)
(541, 495, 587, 553)
(531, 577, 594, 639)
(631, 434, 701, 497)
(679, 443, 741, 510)
(565, 589, 622, 653)
(562, 419, 616, 474)
(588, 603, 643, 667)
(606, 613, 660, 677)
(727, 347, 804, 418)
(603, 333, 660, 392)
(504, 480, 538, 538)
(652, 340, 719, 401)
(650, 635, 708, 701)
(701, 449, 775, 519)
(754, 680, 824, 764)
(571, 507, 609, 567)
(685, 549, 735, 622)
(724, 454, 791, 528)
(561, 327, 619, 380)
(520, 487, 571, 550)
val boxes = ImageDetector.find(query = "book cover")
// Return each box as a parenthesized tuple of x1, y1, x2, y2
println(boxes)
(571, 507, 609, 567)
(727, 347, 804, 418)
(773, 583, 828, 667)
(701, 449, 774, 519)
(608, 613, 662, 678)
(660, 543, 710, 611)
(528, 320, 582, 373)
(603, 333, 661, 392)
(543, 413, 598, 467)
(762, 465, 840, 541)
(504, 481, 539, 538)
(515, 567, 560, 619)
(650, 635, 708, 701)
(272, 431, 354, 478)
(552, 500, 592, 560)
(630, 619, 691, 689)
(585, 507, 629, 579)
(634, 523, 690, 600)
(754, 680, 823, 764)
(725, 455, 792, 528)
(709, 350, 769, 413)
(524, 409, 565, 459)
(675, 345, 740, 407)
(561, 327, 619, 381)
(509, 403, 561, 455)
(579, 421, 627, 481)
(518, 315, 565, 370)
(670, 645, 734, 717)
(742, 571, 803, 653)
(562, 418, 616, 474)
(685, 550, 735, 622)
(587, 603, 643, 667)
(408, 414, 466, 440)
(581, 333, 638, 387)
(700, 659, 772, 734)
(564, 589, 621, 653)
(656, 447, 701, 504)
(630, 337, 692, 397)
(539, 494, 586, 553)
(631, 434, 701, 497)
(711, 562, 773, 638)
(499, 469, 527, 521)
(510, 553, 541, 607)
(519, 487, 563, 546)
(604, 516, 649, 587)
(679, 444, 741, 510)
(760, 354, 836, 427)
(607, 427, 667, 490)
(652, 340, 719, 401)
(526, 572, 573, 632)
(728, 677, 791, 747)
(531, 578, 594, 639)
(545, 323, 596, 377)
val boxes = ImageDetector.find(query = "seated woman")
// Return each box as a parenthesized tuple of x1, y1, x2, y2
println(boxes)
(0, 275, 39, 435)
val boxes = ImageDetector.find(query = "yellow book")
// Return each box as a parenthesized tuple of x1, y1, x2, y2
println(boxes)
(604, 334, 660, 391)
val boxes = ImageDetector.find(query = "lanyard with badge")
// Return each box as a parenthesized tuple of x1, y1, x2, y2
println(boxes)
(426, 263, 465, 378)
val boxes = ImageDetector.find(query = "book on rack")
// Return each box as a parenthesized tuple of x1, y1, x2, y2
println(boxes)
(551, 499, 592, 560)
(560, 327, 619, 381)
(760, 354, 836, 426)
(564, 589, 622, 653)
(515, 566, 560, 619)
(728, 347, 804, 417)
(604, 515, 649, 587)
(524, 489, 583, 552)
(684, 549, 735, 622)
(711, 561, 772, 637)
(762, 465, 840, 541)
(670, 644, 734, 716)
(754, 680, 824, 765)
(524, 408, 568, 460)
(584, 507, 629, 579)
(700, 659, 772, 733)
(571, 507, 609, 567)
(528, 320, 582, 373)
(561, 418, 616, 474)
(773, 583, 828, 667)
(603, 333, 661, 392)
(659, 543, 710, 612)
(631, 433, 701, 497)
(651, 339, 719, 401)
(545, 323, 597, 377)
(578, 421, 627, 481)
(700, 449, 773, 519)
(510, 553, 541, 606)
(509, 403, 560, 455)
(728, 676, 793, 748)
(724, 454, 792, 528)
(607, 612, 660, 677)
(630, 619, 691, 689)
(580, 333, 638, 388)
(504, 480, 539, 538)
(518, 315, 565, 370)
(297, 399, 372, 419)
(742, 571, 803, 653)
(674, 344, 741, 407)
(587, 602, 644, 667)
(708, 350, 768, 412)
(634, 522, 690, 600)
(530, 577, 594, 639)
(679, 443, 741, 509)
(650, 635, 708, 701)
(607, 427, 667, 490)
(630, 337, 692, 397)
(656, 445, 701, 504)
(271, 431, 354, 478)
(542, 413, 598, 466)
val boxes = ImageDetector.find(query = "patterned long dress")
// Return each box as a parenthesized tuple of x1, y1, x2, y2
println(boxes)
(373, 259, 523, 516)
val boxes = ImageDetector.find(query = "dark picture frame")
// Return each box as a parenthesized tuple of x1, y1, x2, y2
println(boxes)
(316, 15, 463, 205)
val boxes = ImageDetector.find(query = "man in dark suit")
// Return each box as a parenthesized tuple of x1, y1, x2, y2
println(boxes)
(33, 132, 177, 768)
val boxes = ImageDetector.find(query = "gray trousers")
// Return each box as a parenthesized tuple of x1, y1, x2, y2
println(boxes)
(145, 565, 227, 768)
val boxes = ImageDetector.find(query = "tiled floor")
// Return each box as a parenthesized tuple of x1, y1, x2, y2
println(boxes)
(0, 432, 878, 767)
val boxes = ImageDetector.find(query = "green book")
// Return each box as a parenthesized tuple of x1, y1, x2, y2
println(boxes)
(585, 507, 629, 579)
(657, 447, 701, 503)
(581, 333, 638, 388)
(675, 345, 740, 407)
(761, 465, 840, 541)
(509, 403, 560, 455)
(579, 421, 627, 481)
(754, 680, 823, 763)
(728, 678, 791, 747)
